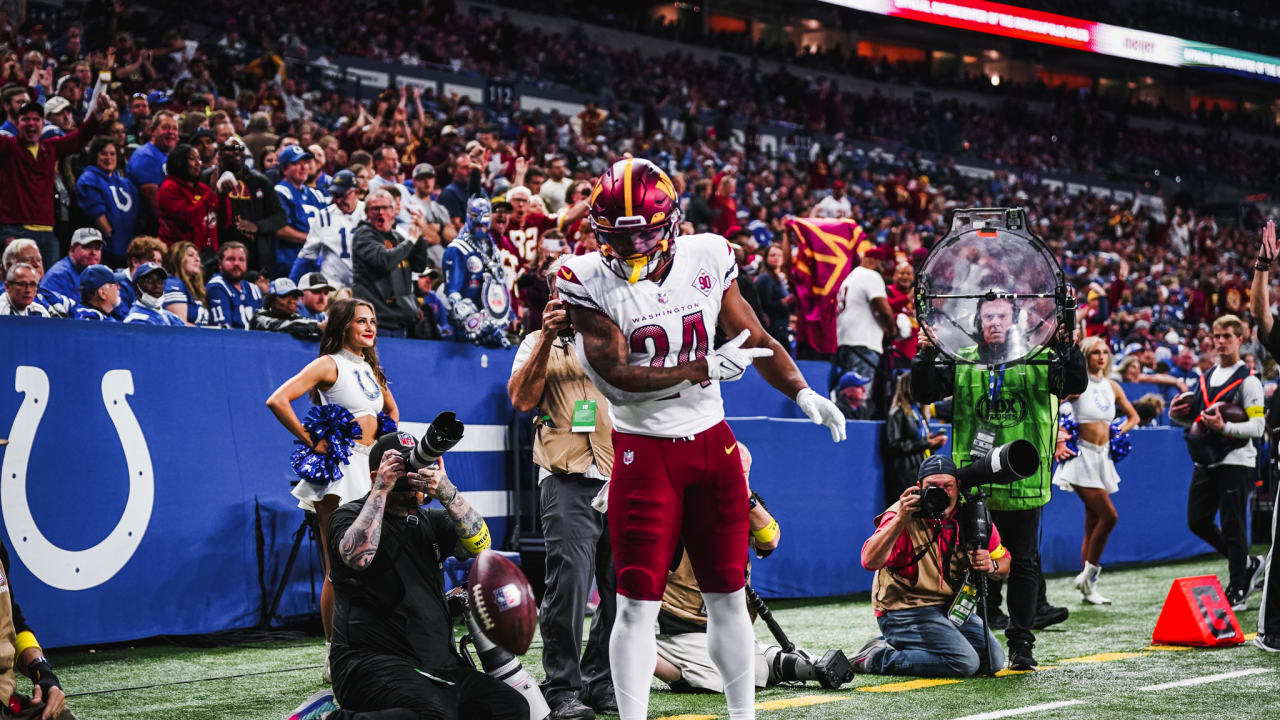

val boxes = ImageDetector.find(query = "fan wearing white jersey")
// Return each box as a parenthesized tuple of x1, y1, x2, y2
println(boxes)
(291, 169, 364, 288)
(556, 158, 845, 720)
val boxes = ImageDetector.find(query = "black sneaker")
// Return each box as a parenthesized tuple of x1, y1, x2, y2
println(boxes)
(1255, 633, 1280, 652)
(582, 689, 618, 716)
(850, 636, 891, 673)
(1007, 643, 1038, 671)
(548, 696, 596, 720)
(986, 607, 1010, 630)
(1246, 555, 1266, 594)
(1227, 586, 1248, 612)
(1032, 604, 1069, 630)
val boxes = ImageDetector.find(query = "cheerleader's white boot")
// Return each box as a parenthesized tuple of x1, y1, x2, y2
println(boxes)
(1074, 562, 1111, 604)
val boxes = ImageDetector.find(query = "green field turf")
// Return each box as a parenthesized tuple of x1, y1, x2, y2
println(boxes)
(50, 550, 1280, 720)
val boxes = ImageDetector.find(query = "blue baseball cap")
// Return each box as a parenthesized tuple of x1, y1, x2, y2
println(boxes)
(277, 144, 313, 168)
(267, 277, 302, 298)
(836, 371, 871, 392)
(78, 264, 118, 294)
(131, 262, 167, 283)
(147, 90, 170, 105)
(328, 169, 357, 197)
(918, 454, 957, 481)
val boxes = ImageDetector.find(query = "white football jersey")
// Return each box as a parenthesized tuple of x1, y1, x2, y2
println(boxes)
(557, 233, 738, 438)
(299, 200, 365, 288)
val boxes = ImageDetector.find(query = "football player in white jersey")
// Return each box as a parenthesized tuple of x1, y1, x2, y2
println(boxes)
(292, 169, 365, 288)
(556, 158, 845, 720)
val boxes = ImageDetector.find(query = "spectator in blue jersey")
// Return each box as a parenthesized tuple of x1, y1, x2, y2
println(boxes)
(206, 240, 262, 329)
(307, 144, 332, 194)
(162, 240, 210, 326)
(125, 110, 180, 229)
(123, 263, 186, 326)
(438, 152, 473, 225)
(113, 235, 167, 319)
(274, 144, 325, 277)
(72, 264, 121, 321)
(297, 272, 333, 322)
(40, 227, 103, 299)
(76, 136, 140, 265)
(290, 169, 364, 288)
(747, 205, 774, 248)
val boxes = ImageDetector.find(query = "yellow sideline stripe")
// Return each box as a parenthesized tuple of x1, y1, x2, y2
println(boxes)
(755, 695, 848, 710)
(994, 665, 1057, 676)
(856, 677, 963, 692)
(1245, 632, 1258, 641)
(1059, 651, 1149, 663)
(1147, 644, 1196, 652)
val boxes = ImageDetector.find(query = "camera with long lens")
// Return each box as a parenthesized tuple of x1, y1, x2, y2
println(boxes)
(916, 439, 1040, 520)
(408, 411, 466, 470)
(748, 586, 854, 690)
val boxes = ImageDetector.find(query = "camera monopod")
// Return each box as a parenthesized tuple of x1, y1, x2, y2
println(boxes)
(746, 584, 854, 689)
(960, 491, 997, 677)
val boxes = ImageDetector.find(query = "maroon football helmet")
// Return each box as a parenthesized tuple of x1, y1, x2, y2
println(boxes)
(588, 158, 680, 283)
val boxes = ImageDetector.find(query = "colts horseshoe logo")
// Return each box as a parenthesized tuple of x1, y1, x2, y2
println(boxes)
(2, 366, 154, 590)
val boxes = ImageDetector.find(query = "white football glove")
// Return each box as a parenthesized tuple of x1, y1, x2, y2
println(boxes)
(795, 388, 847, 442)
(706, 329, 775, 383)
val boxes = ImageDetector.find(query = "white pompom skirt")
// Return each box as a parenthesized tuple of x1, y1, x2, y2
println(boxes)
(1052, 439, 1121, 495)
(291, 442, 373, 511)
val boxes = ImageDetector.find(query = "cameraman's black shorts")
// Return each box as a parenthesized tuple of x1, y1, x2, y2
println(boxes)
(333, 652, 526, 720)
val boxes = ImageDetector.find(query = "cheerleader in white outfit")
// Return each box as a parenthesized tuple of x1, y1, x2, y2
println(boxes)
(1052, 336, 1139, 604)
(267, 298, 399, 678)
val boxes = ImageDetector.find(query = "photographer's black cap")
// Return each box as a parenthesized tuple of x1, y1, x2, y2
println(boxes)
(369, 431, 417, 470)
(918, 455, 957, 481)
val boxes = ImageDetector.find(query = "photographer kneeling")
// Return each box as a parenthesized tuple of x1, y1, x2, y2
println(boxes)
(855, 456, 1010, 677)
(305, 431, 526, 719)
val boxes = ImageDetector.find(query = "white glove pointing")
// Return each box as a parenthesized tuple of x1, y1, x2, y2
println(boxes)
(795, 388, 847, 442)
(706, 329, 775, 383)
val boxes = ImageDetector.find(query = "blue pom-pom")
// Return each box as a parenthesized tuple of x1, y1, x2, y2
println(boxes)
(377, 411, 398, 437)
(1110, 419, 1132, 463)
(1059, 413, 1080, 455)
(290, 405, 363, 486)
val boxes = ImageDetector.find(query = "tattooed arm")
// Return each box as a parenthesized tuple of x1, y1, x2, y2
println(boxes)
(415, 458, 491, 558)
(338, 451, 402, 570)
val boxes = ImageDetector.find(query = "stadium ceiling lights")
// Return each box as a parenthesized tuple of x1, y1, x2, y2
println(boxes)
(824, 0, 1280, 83)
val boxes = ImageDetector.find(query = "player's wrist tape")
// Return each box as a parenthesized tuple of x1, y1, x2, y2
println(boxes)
(14, 631, 40, 657)
(1256, 259, 1271, 271)
(460, 522, 491, 554)
(751, 519, 780, 544)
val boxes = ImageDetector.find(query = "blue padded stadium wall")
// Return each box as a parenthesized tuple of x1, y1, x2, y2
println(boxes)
(0, 320, 1215, 647)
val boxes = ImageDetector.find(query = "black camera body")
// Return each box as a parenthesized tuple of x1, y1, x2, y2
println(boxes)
(768, 646, 854, 689)
(916, 484, 952, 520)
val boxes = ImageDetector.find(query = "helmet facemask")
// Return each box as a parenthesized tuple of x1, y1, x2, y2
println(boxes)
(595, 212, 679, 284)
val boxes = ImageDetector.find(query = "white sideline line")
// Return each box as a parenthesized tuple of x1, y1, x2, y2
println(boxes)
(950, 700, 1085, 720)
(1139, 668, 1270, 691)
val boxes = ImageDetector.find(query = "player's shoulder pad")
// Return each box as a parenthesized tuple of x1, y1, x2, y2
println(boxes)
(556, 253, 606, 311)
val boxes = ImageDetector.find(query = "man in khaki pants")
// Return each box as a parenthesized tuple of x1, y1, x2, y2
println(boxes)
(0, 543, 75, 719)
(509, 256, 617, 720)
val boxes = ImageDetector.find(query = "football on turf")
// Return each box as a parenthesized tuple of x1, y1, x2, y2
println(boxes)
(467, 550, 537, 655)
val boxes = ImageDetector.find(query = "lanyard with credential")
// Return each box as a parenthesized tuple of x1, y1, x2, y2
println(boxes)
(913, 406, 932, 458)
(988, 365, 1007, 409)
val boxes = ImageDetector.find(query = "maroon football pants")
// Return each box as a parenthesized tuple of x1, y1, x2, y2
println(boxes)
(608, 421, 749, 601)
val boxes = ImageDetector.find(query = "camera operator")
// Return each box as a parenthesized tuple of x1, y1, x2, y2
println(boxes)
(305, 432, 525, 720)
(854, 456, 1009, 677)
(0, 542, 74, 720)
(911, 299, 1087, 670)
(652, 443, 787, 693)
(508, 254, 617, 720)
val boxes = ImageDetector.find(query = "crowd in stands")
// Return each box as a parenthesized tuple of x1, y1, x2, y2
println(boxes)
(2, 0, 1280, 406)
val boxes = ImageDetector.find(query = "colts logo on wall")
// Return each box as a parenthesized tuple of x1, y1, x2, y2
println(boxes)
(2, 366, 154, 590)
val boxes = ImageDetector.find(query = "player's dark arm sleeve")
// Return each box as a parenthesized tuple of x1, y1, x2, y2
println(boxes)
(911, 344, 953, 403)
(1049, 343, 1089, 397)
